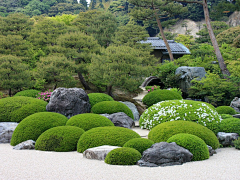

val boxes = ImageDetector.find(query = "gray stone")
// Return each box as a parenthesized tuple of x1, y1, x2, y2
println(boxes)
(217, 132, 239, 146)
(137, 142, 193, 167)
(119, 101, 139, 121)
(83, 145, 121, 160)
(0, 122, 18, 143)
(232, 114, 240, 119)
(101, 112, 135, 129)
(46, 87, 91, 119)
(230, 97, 240, 113)
(13, 140, 35, 150)
(207, 145, 216, 156)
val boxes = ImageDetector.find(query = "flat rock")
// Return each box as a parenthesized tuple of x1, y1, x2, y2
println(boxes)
(119, 101, 139, 121)
(0, 122, 18, 143)
(13, 140, 35, 150)
(217, 132, 239, 146)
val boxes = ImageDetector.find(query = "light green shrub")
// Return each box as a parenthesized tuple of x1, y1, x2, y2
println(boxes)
(220, 114, 233, 119)
(88, 93, 114, 108)
(123, 138, 154, 154)
(216, 106, 236, 115)
(219, 118, 240, 134)
(14, 89, 41, 98)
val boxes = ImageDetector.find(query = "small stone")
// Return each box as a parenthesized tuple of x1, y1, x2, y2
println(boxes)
(13, 140, 35, 150)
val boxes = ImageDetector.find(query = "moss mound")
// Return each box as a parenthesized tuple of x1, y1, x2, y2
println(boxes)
(91, 101, 134, 119)
(123, 138, 154, 154)
(140, 100, 221, 133)
(77, 126, 141, 153)
(14, 89, 41, 98)
(66, 113, 114, 131)
(88, 93, 114, 108)
(220, 114, 233, 119)
(105, 147, 142, 165)
(148, 120, 219, 149)
(0, 96, 47, 123)
(35, 126, 85, 152)
(10, 112, 68, 146)
(142, 89, 182, 107)
(219, 118, 240, 134)
(216, 106, 236, 115)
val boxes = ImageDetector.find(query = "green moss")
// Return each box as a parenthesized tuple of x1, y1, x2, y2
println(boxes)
(220, 114, 233, 119)
(66, 113, 114, 131)
(77, 126, 141, 153)
(216, 106, 236, 115)
(219, 118, 240, 134)
(105, 147, 142, 165)
(35, 126, 85, 152)
(14, 89, 41, 98)
(91, 101, 134, 119)
(10, 112, 68, 146)
(123, 138, 154, 154)
(88, 93, 114, 108)
(148, 120, 219, 149)
(142, 89, 182, 107)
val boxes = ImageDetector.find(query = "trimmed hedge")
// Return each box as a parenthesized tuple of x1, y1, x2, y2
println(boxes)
(219, 118, 240, 134)
(140, 100, 221, 133)
(66, 113, 114, 131)
(91, 101, 134, 119)
(35, 126, 85, 152)
(216, 106, 236, 115)
(10, 112, 68, 146)
(123, 138, 154, 154)
(148, 120, 219, 149)
(167, 133, 209, 161)
(14, 89, 41, 98)
(142, 89, 182, 107)
(105, 147, 142, 165)
(88, 93, 114, 108)
(220, 114, 233, 119)
(77, 126, 141, 153)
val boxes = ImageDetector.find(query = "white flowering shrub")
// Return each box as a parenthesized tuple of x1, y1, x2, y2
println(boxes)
(139, 100, 221, 133)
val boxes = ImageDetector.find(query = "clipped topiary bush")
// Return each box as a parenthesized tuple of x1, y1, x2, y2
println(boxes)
(148, 120, 219, 149)
(167, 133, 209, 161)
(35, 126, 85, 152)
(216, 106, 236, 115)
(219, 118, 240, 134)
(123, 138, 154, 154)
(91, 101, 134, 119)
(140, 100, 221, 133)
(88, 93, 114, 108)
(105, 147, 142, 165)
(66, 113, 114, 131)
(10, 112, 68, 146)
(77, 126, 141, 153)
(14, 89, 41, 98)
(142, 89, 182, 107)
(220, 114, 233, 119)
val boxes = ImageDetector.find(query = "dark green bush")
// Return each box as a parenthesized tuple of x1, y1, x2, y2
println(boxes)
(91, 101, 134, 119)
(148, 120, 219, 149)
(66, 113, 114, 131)
(123, 138, 154, 154)
(35, 126, 85, 152)
(220, 114, 233, 119)
(88, 93, 114, 108)
(14, 89, 41, 98)
(142, 89, 182, 107)
(167, 133, 209, 161)
(105, 147, 142, 165)
(233, 138, 240, 150)
(10, 112, 68, 146)
(216, 106, 236, 115)
(77, 126, 141, 153)
(219, 118, 240, 134)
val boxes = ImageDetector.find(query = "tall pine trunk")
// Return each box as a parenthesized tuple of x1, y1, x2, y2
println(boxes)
(78, 72, 91, 90)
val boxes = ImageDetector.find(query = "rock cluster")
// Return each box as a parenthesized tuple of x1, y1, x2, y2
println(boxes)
(0, 122, 18, 143)
(217, 132, 239, 147)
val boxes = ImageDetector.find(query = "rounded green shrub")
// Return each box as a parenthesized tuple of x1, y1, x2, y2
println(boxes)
(142, 89, 182, 107)
(77, 126, 141, 153)
(216, 106, 236, 115)
(167, 133, 209, 161)
(0, 96, 48, 122)
(10, 112, 68, 146)
(140, 100, 221, 133)
(148, 120, 219, 149)
(66, 113, 114, 131)
(35, 126, 85, 152)
(88, 93, 114, 108)
(123, 138, 154, 154)
(220, 114, 233, 119)
(219, 118, 240, 134)
(91, 101, 134, 119)
(14, 89, 41, 98)
(105, 147, 142, 165)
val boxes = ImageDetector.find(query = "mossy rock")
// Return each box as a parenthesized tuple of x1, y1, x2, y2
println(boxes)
(91, 101, 134, 119)
(35, 126, 85, 152)
(66, 113, 114, 131)
(14, 89, 41, 98)
(88, 93, 114, 108)
(77, 126, 141, 153)
(105, 147, 142, 165)
(216, 106, 236, 115)
(219, 118, 240, 134)
(123, 138, 154, 154)
(10, 112, 68, 146)
(142, 89, 182, 107)
(140, 100, 221, 133)
(148, 120, 219, 149)
(220, 114, 233, 119)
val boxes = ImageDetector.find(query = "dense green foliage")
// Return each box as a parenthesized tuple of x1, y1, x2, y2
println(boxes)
(216, 26, 240, 46)
(88, 93, 114, 108)
(148, 120, 219, 149)
(233, 138, 240, 150)
(14, 89, 41, 98)
(123, 138, 154, 154)
(77, 126, 141, 153)
(216, 106, 236, 115)
(220, 114, 233, 119)
(219, 118, 240, 134)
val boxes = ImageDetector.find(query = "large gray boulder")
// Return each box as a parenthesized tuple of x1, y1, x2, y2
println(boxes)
(119, 101, 139, 121)
(137, 142, 193, 167)
(217, 132, 239, 147)
(46, 87, 91, 119)
(13, 140, 35, 150)
(230, 97, 240, 113)
(0, 122, 18, 143)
